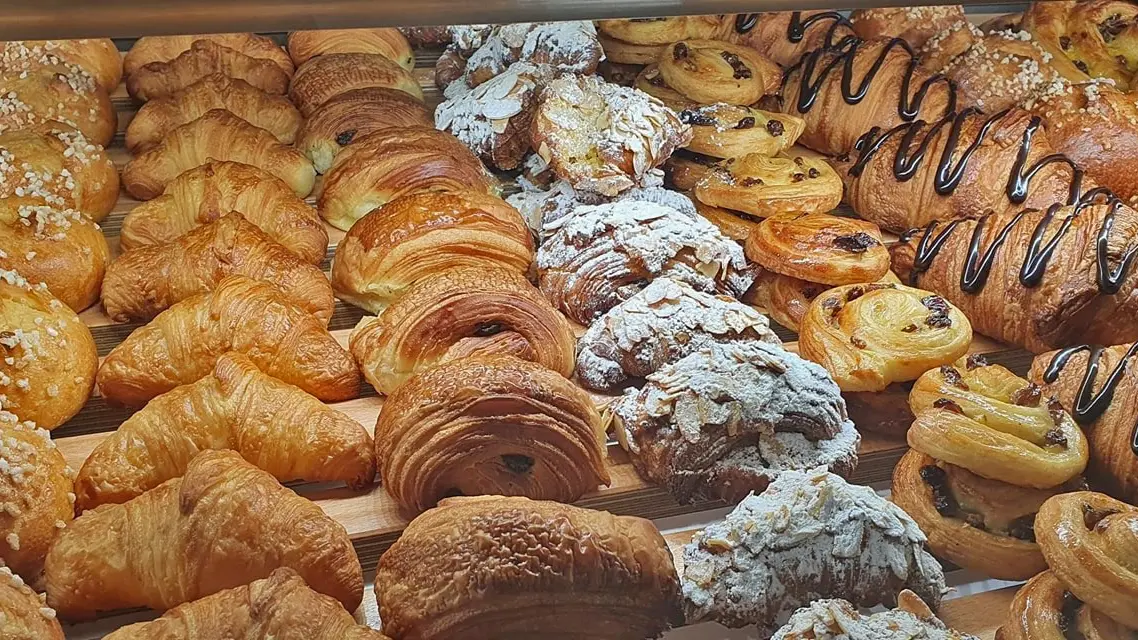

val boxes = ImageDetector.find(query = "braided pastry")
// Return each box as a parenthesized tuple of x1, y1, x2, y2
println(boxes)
(0, 204, 110, 312)
(998, 570, 1136, 640)
(1021, 1, 1138, 90)
(744, 213, 890, 285)
(0, 565, 63, 639)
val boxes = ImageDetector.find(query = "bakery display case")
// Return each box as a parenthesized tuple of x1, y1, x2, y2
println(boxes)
(2, 2, 1137, 639)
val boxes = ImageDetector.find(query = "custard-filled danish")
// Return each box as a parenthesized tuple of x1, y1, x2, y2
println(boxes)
(745, 213, 891, 286)
(680, 103, 805, 159)
(1021, 0, 1138, 90)
(658, 40, 781, 105)
(694, 153, 843, 218)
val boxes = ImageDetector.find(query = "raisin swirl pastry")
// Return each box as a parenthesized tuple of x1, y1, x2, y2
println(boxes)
(1030, 343, 1138, 504)
(576, 277, 779, 392)
(730, 11, 857, 68)
(536, 201, 755, 326)
(745, 213, 891, 286)
(998, 570, 1137, 640)
(679, 103, 805, 159)
(635, 65, 697, 111)
(658, 40, 781, 106)
(694, 154, 843, 218)
(773, 591, 979, 640)
(893, 359, 1089, 580)
(0, 127, 119, 223)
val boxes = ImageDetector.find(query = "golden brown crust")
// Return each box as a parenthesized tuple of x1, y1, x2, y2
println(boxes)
(658, 40, 781, 105)
(296, 87, 431, 174)
(287, 28, 413, 70)
(694, 153, 843, 218)
(680, 103, 805, 159)
(44, 450, 363, 620)
(934, 33, 1058, 115)
(331, 190, 532, 314)
(127, 40, 292, 101)
(634, 64, 697, 111)
(120, 161, 327, 265)
(96, 275, 359, 408)
(0, 39, 122, 91)
(0, 127, 119, 223)
(730, 11, 857, 68)
(349, 266, 576, 396)
(288, 53, 422, 117)
(1021, 1, 1138, 89)
(850, 5, 968, 50)
(597, 16, 729, 46)
(375, 495, 684, 640)
(0, 205, 110, 312)
(744, 213, 890, 285)
(747, 270, 828, 331)
(997, 570, 1135, 640)
(597, 31, 666, 65)
(124, 34, 294, 79)
(694, 200, 761, 242)
(0, 568, 64, 639)
(0, 65, 115, 146)
(665, 151, 727, 192)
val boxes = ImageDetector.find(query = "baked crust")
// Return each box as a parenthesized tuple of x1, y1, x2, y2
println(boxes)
(0, 127, 119, 222)
(680, 103, 805, 159)
(659, 40, 781, 105)
(296, 87, 430, 174)
(744, 212, 890, 285)
(288, 52, 422, 117)
(287, 27, 413, 69)
(127, 39, 291, 101)
(0, 39, 121, 91)
(124, 33, 293, 79)
(0, 204, 109, 312)
(0, 65, 115, 146)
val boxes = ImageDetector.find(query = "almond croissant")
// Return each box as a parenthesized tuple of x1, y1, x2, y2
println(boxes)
(77, 352, 375, 511)
(101, 212, 334, 324)
(44, 450, 363, 620)
(97, 275, 359, 408)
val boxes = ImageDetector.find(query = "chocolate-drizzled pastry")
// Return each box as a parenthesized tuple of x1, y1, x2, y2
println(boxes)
(730, 11, 857, 68)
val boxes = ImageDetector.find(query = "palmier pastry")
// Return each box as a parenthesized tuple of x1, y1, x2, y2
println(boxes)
(530, 74, 691, 197)
(97, 276, 359, 408)
(745, 213, 890, 285)
(288, 53, 422, 117)
(123, 33, 294, 79)
(613, 341, 860, 504)
(0, 565, 64, 639)
(729, 11, 857, 68)
(0, 416, 74, 583)
(451, 22, 602, 92)
(77, 352, 374, 510)
(664, 149, 727, 192)
(634, 65, 697, 111)
(1031, 343, 1138, 503)
(287, 27, 414, 69)
(349, 266, 576, 395)
(330, 190, 532, 314)
(597, 16, 729, 46)
(375, 355, 609, 514)
(798, 283, 973, 392)
(694, 153, 843, 218)
(694, 200, 761, 242)
(536, 201, 755, 325)
(102, 213, 334, 325)
(318, 126, 493, 231)
(891, 197, 1138, 352)
(296, 87, 431, 174)
(658, 40, 781, 105)
(0, 268, 96, 430)
(125, 74, 304, 151)
(0, 65, 115, 146)
(576, 277, 779, 391)
(683, 468, 946, 634)
(127, 39, 292, 101)
(850, 5, 968, 50)
(45, 451, 362, 620)
(0, 126, 119, 222)
(375, 495, 683, 640)
(122, 109, 316, 200)
(998, 570, 1137, 640)
(119, 161, 328, 265)
(679, 103, 805, 159)
(0, 204, 110, 312)
(597, 31, 667, 65)
(773, 591, 979, 640)
(0, 39, 121, 91)
(1021, 1, 1138, 90)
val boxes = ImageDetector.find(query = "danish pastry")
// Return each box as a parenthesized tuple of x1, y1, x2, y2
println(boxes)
(126, 39, 292, 101)
(295, 87, 431, 174)
(349, 266, 576, 395)
(634, 64, 697, 111)
(288, 53, 422, 117)
(664, 150, 728, 192)
(744, 213, 890, 286)
(374, 495, 683, 640)
(375, 355, 609, 513)
(850, 5, 969, 49)
(597, 31, 666, 65)
(997, 570, 1136, 640)
(772, 591, 978, 640)
(0, 126, 119, 222)
(0, 565, 64, 639)
(597, 16, 729, 46)
(0, 38, 121, 91)
(287, 27, 414, 69)
(746, 270, 829, 331)
(123, 33, 294, 79)
(729, 11, 857, 68)
(798, 283, 973, 393)
(1021, 1, 1138, 90)
(693, 200, 761, 242)
(330, 190, 532, 314)
(659, 40, 781, 106)
(693, 154, 844, 218)
(680, 103, 805, 159)
(0, 64, 115, 146)
(0, 268, 97, 430)
(0, 204, 110, 312)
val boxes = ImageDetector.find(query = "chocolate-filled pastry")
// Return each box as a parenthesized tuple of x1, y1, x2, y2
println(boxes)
(288, 52, 422, 117)
(102, 213, 334, 325)
(0, 204, 110, 312)
(597, 16, 729, 46)
(773, 591, 979, 640)
(297, 87, 431, 174)
(634, 65, 697, 111)
(850, 5, 968, 50)
(375, 355, 609, 513)
(1021, 1, 1138, 90)
(658, 40, 781, 105)
(1030, 343, 1138, 503)
(451, 22, 602, 92)
(730, 11, 857, 68)
(0, 565, 64, 639)
(664, 149, 728, 192)
(287, 27, 413, 69)
(531, 74, 691, 197)
(891, 196, 1138, 352)
(597, 31, 667, 65)
(997, 570, 1136, 640)
(694, 154, 843, 218)
(745, 213, 890, 285)
(0, 64, 115, 146)
(613, 341, 860, 504)
(317, 126, 493, 231)
(350, 266, 576, 395)
(124, 33, 294, 79)
(682, 468, 946, 634)
(375, 495, 684, 639)
(0, 126, 119, 223)
(694, 200, 761, 242)
(680, 103, 805, 159)
(798, 283, 973, 392)
(331, 190, 533, 314)
(0, 38, 121, 91)
(576, 277, 779, 391)
(0, 268, 96, 430)
(536, 201, 755, 325)
(127, 39, 291, 101)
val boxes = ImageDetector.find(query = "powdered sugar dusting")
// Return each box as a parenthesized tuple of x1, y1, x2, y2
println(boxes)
(772, 597, 979, 639)
(448, 22, 602, 95)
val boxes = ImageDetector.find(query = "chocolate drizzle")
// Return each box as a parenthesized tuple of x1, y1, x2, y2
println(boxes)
(1043, 342, 1138, 456)
(786, 11, 854, 47)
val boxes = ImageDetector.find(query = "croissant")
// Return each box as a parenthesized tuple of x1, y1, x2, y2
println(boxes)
(120, 161, 328, 265)
(0, 64, 115, 146)
(1021, 1, 1138, 90)
(97, 275, 359, 408)
(295, 87, 431, 174)
(997, 570, 1136, 640)
(773, 591, 979, 640)
(890, 197, 1138, 353)
(744, 213, 890, 285)
(122, 109, 316, 200)
(331, 190, 531, 314)
(125, 74, 304, 151)
(45, 450, 363, 620)
(0, 418, 74, 584)
(375, 495, 683, 640)
(0, 566, 64, 639)
(317, 126, 493, 231)
(77, 352, 374, 510)
(0, 126, 119, 222)
(0, 204, 110, 312)
(350, 266, 576, 395)
(0, 268, 97, 430)
(0, 38, 122, 90)
(1030, 343, 1138, 503)
(729, 11, 857, 67)
(287, 28, 413, 69)
(127, 39, 291, 101)
(124, 34, 294, 79)
(288, 53, 422, 117)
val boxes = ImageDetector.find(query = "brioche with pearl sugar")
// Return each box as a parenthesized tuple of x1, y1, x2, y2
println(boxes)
(0, 564, 64, 639)
(0, 63, 115, 147)
(0, 126, 119, 223)
(0, 38, 121, 92)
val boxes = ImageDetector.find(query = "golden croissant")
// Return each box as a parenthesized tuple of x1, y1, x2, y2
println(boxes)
(0, 566, 64, 639)
(0, 204, 110, 312)
(101, 212, 334, 324)
(127, 39, 291, 101)
(287, 27, 414, 69)
(0, 64, 116, 146)
(77, 352, 375, 510)
(97, 275, 359, 408)
(0, 126, 119, 223)
(44, 450, 363, 620)
(119, 160, 328, 265)
(288, 52, 423, 117)
(124, 34, 293, 79)
(122, 109, 316, 200)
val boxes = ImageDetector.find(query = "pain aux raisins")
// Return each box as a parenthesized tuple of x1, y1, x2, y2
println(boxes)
(766, 119, 784, 136)
(734, 116, 755, 129)
(831, 232, 878, 253)
(679, 109, 717, 126)
(719, 51, 752, 79)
